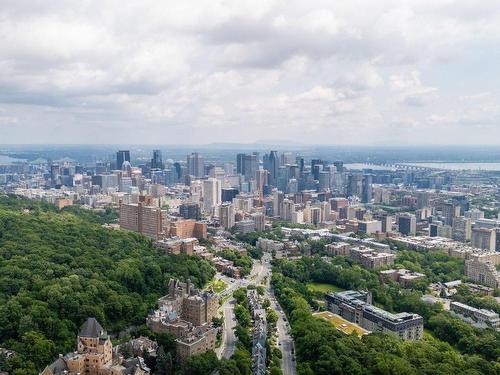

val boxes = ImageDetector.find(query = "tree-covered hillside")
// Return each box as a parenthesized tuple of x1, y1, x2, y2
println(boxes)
(0, 195, 215, 373)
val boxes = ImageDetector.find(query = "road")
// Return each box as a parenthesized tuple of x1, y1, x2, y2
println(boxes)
(216, 252, 296, 375)
(217, 298, 237, 359)
(216, 259, 260, 359)
(261, 252, 297, 375)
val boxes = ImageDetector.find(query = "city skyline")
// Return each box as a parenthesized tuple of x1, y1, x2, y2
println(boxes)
(2, 1, 500, 145)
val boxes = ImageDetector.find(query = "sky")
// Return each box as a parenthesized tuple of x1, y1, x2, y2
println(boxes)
(1, 0, 500, 145)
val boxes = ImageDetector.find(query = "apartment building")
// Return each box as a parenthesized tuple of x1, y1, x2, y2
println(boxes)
(349, 247, 395, 269)
(450, 301, 500, 329)
(465, 259, 500, 288)
(169, 219, 207, 240)
(326, 291, 423, 341)
(119, 201, 167, 240)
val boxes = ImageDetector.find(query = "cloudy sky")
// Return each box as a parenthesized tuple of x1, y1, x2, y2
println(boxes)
(1, 0, 500, 145)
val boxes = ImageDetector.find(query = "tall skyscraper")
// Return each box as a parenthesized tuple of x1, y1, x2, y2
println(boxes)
(347, 173, 362, 198)
(116, 150, 130, 170)
(236, 153, 258, 181)
(361, 174, 373, 203)
(236, 153, 245, 174)
(187, 152, 204, 178)
(151, 149, 164, 169)
(268, 151, 279, 187)
(333, 160, 344, 173)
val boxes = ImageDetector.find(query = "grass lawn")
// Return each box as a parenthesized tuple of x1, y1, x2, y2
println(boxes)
(206, 278, 228, 294)
(307, 282, 345, 294)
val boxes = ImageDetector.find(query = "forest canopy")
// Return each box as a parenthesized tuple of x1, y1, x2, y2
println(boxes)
(0, 195, 215, 372)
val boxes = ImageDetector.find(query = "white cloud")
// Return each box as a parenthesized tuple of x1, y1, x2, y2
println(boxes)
(1, 0, 500, 144)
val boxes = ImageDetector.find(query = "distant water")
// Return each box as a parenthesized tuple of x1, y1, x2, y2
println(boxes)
(401, 162, 500, 171)
(346, 162, 500, 171)
(345, 163, 396, 171)
(0, 155, 25, 165)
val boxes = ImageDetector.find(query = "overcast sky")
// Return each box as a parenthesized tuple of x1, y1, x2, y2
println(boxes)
(1, 0, 500, 145)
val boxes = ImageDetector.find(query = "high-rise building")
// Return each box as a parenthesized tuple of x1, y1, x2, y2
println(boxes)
(465, 259, 500, 288)
(236, 153, 258, 181)
(471, 227, 496, 251)
(151, 149, 164, 169)
(119, 201, 167, 240)
(441, 202, 460, 226)
(92, 174, 119, 191)
(416, 191, 430, 209)
(272, 189, 284, 217)
(333, 160, 344, 173)
(346, 173, 362, 198)
(452, 217, 472, 242)
(361, 174, 373, 203)
(187, 152, 204, 178)
(251, 212, 266, 232)
(202, 178, 221, 214)
(280, 199, 295, 221)
(465, 209, 485, 221)
(398, 214, 417, 236)
(221, 187, 239, 203)
(267, 151, 279, 187)
(219, 203, 235, 229)
(236, 153, 245, 174)
(116, 150, 130, 170)
(179, 202, 201, 220)
(318, 171, 331, 191)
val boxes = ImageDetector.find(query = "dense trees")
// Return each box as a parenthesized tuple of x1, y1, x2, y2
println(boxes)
(217, 248, 253, 276)
(271, 272, 500, 375)
(0, 196, 215, 372)
(272, 255, 500, 372)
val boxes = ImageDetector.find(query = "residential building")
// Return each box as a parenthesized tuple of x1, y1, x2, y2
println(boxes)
(219, 203, 235, 230)
(450, 302, 500, 329)
(251, 212, 265, 232)
(465, 259, 500, 288)
(471, 227, 496, 251)
(326, 291, 423, 341)
(452, 217, 472, 242)
(169, 219, 207, 240)
(234, 219, 255, 234)
(119, 202, 167, 240)
(176, 325, 217, 362)
(325, 242, 351, 256)
(349, 247, 395, 269)
(379, 269, 425, 288)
